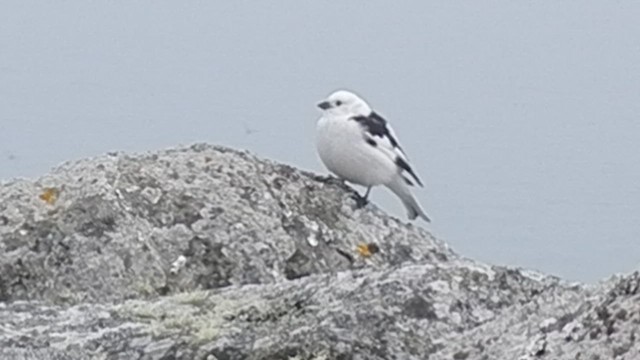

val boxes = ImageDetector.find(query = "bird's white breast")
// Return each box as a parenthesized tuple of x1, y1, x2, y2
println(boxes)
(316, 115, 397, 186)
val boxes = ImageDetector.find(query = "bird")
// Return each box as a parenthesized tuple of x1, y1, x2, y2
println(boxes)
(315, 89, 431, 222)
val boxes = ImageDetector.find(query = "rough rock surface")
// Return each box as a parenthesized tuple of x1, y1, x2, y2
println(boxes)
(0, 144, 638, 360)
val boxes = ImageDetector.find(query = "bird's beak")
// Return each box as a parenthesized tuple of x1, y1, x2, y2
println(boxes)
(317, 101, 332, 110)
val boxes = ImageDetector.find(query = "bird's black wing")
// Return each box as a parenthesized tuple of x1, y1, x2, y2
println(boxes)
(352, 111, 401, 149)
(351, 111, 423, 187)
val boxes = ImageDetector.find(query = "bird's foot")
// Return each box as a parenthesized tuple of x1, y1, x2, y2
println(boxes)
(352, 193, 369, 209)
(352, 186, 371, 209)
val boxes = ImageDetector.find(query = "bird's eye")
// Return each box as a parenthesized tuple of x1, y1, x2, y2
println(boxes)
(335, 100, 343, 106)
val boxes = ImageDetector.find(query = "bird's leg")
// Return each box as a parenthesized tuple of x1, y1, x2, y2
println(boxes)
(362, 186, 371, 202)
(353, 186, 371, 209)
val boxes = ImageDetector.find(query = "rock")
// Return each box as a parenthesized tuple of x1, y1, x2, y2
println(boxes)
(0, 143, 638, 359)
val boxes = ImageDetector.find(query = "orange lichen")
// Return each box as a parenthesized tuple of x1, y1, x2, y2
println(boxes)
(356, 243, 380, 258)
(39, 187, 60, 205)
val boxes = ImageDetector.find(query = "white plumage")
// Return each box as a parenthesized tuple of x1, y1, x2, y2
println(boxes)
(315, 90, 431, 222)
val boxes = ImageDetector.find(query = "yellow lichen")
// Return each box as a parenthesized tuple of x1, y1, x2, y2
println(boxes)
(356, 243, 380, 258)
(39, 187, 60, 205)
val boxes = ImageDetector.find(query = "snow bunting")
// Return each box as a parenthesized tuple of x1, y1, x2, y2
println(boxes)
(315, 90, 431, 222)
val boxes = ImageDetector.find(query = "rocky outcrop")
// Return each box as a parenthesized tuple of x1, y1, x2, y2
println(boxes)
(0, 144, 638, 359)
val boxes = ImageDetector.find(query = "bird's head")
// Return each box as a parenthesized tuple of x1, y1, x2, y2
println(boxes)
(317, 90, 372, 117)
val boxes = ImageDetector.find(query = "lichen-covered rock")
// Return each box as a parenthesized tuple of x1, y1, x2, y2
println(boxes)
(0, 144, 449, 305)
(0, 144, 638, 359)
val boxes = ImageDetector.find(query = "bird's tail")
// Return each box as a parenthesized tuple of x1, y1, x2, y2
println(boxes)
(387, 176, 431, 222)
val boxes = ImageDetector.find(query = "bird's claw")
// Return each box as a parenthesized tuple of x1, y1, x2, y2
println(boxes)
(352, 193, 369, 209)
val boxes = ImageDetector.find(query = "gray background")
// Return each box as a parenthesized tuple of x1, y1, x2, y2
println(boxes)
(1, 1, 639, 282)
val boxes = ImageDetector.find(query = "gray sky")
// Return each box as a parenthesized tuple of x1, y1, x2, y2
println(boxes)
(1, 1, 639, 282)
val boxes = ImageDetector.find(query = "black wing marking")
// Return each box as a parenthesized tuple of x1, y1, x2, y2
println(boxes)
(395, 156, 423, 187)
(351, 111, 400, 149)
(351, 112, 423, 187)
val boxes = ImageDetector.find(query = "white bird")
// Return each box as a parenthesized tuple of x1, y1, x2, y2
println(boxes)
(315, 90, 431, 222)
